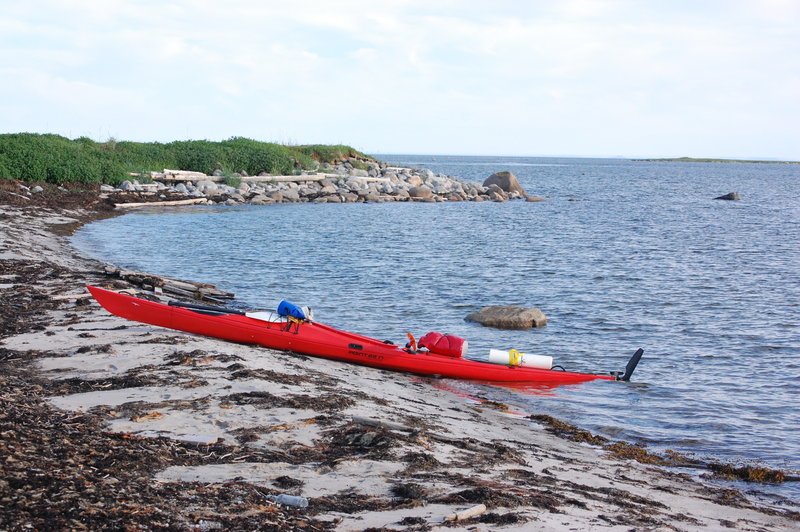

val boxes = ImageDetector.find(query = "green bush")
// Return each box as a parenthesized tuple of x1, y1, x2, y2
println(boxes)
(0, 133, 367, 184)
(0, 133, 128, 184)
(168, 140, 227, 175)
(221, 137, 296, 175)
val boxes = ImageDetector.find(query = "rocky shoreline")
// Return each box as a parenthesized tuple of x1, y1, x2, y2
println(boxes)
(1, 193, 799, 530)
(107, 161, 533, 206)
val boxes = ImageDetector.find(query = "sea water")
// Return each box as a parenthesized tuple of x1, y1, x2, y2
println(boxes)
(72, 156, 800, 502)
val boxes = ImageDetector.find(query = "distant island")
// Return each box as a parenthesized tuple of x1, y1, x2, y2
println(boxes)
(634, 156, 799, 164)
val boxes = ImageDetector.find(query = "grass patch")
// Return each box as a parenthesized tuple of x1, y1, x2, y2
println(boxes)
(290, 144, 371, 163)
(0, 133, 368, 185)
(222, 175, 242, 188)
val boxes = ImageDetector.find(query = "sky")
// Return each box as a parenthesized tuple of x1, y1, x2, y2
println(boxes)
(1, 0, 799, 159)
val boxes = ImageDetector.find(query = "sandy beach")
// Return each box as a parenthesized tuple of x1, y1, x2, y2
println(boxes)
(1, 188, 798, 530)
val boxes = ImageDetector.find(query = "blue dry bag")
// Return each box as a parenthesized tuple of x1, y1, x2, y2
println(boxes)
(277, 300, 309, 320)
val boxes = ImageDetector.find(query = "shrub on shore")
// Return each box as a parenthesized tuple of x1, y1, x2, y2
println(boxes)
(0, 133, 370, 185)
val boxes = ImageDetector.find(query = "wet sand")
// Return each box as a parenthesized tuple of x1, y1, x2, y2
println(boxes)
(1, 187, 798, 530)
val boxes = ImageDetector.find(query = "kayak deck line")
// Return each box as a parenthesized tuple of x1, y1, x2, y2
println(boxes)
(86, 286, 644, 385)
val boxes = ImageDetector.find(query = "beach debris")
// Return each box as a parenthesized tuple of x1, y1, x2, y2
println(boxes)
(264, 493, 309, 508)
(444, 503, 487, 521)
(131, 411, 164, 422)
(101, 266, 234, 301)
(114, 197, 209, 209)
(466, 305, 547, 329)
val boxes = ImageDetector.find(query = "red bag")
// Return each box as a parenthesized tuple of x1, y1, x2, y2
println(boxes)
(418, 332, 468, 358)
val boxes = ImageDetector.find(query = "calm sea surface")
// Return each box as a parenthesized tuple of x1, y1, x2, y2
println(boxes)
(72, 156, 800, 502)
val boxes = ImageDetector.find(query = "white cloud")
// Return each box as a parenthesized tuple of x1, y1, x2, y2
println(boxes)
(0, 0, 798, 157)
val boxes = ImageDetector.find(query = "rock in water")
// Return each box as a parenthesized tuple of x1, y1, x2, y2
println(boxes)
(466, 305, 547, 329)
(483, 171, 527, 197)
(714, 192, 741, 200)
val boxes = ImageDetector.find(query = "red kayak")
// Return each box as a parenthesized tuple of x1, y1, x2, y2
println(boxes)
(87, 286, 643, 384)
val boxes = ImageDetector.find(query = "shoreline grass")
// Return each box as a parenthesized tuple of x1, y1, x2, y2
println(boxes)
(0, 133, 371, 186)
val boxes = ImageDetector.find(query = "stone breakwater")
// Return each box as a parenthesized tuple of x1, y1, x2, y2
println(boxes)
(106, 160, 527, 206)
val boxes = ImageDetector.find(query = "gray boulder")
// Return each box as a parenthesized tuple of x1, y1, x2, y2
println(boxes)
(282, 189, 301, 202)
(409, 185, 433, 199)
(714, 192, 741, 200)
(406, 175, 423, 187)
(119, 180, 136, 191)
(249, 195, 273, 205)
(466, 305, 547, 329)
(483, 171, 527, 197)
(196, 180, 218, 194)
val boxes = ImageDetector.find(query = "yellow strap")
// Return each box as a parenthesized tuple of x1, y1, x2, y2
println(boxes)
(508, 349, 524, 366)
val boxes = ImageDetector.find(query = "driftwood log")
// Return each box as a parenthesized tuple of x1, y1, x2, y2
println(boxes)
(114, 198, 209, 209)
(103, 266, 234, 302)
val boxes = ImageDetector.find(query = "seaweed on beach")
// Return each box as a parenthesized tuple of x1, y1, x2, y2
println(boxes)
(706, 462, 787, 483)
(0, 258, 106, 338)
(401, 451, 443, 472)
(0, 364, 334, 531)
(141, 335, 190, 345)
(390, 482, 428, 501)
(46, 373, 173, 395)
(306, 492, 392, 515)
(327, 426, 399, 454)
(227, 367, 312, 385)
(432, 486, 528, 509)
(223, 390, 355, 412)
(477, 512, 527, 525)
(529, 414, 611, 446)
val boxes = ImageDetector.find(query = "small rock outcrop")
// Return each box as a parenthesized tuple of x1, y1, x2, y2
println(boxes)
(714, 192, 741, 200)
(466, 305, 547, 329)
(483, 171, 526, 197)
